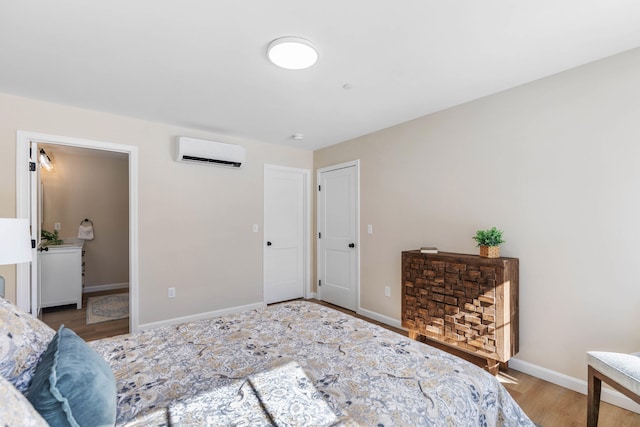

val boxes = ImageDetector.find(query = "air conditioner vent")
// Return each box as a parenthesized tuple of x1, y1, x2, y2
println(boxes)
(175, 137, 245, 168)
(181, 155, 242, 167)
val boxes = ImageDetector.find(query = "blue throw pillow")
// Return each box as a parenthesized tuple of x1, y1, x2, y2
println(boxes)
(27, 325, 116, 427)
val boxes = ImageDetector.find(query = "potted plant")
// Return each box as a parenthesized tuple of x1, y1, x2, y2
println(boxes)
(472, 227, 505, 258)
(41, 229, 64, 246)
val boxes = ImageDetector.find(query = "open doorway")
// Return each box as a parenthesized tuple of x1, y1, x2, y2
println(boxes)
(37, 144, 130, 340)
(16, 130, 139, 336)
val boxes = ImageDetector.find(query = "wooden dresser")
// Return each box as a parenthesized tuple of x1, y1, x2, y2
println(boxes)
(401, 250, 519, 373)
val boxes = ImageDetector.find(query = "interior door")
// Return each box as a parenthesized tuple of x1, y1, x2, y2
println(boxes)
(317, 162, 358, 311)
(264, 166, 307, 304)
(29, 142, 41, 316)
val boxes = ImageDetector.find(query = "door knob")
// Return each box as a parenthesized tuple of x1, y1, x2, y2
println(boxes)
(266, 241, 272, 246)
(348, 243, 355, 248)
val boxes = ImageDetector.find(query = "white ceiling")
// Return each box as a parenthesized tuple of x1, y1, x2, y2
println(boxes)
(1, 1, 639, 151)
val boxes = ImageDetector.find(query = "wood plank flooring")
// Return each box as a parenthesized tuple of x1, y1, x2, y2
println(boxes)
(41, 296, 640, 426)
(40, 289, 129, 341)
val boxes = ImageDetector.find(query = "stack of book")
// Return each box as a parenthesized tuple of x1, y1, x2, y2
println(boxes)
(420, 246, 438, 254)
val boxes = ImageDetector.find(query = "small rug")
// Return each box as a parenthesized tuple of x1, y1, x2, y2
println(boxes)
(86, 293, 129, 325)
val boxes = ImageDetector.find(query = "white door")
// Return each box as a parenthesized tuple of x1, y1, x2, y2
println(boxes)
(29, 142, 41, 316)
(317, 161, 359, 311)
(264, 166, 308, 304)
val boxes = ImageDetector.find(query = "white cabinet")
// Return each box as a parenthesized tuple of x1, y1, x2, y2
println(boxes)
(39, 244, 83, 309)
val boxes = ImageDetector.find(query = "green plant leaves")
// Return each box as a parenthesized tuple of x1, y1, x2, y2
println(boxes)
(472, 227, 505, 247)
(41, 229, 64, 245)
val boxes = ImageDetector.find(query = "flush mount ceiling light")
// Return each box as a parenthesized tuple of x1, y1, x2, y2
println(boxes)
(267, 37, 319, 70)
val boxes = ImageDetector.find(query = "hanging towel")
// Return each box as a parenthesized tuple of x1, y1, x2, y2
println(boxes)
(78, 221, 94, 240)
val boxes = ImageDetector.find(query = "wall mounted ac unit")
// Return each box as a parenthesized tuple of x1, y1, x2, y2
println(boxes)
(175, 137, 245, 168)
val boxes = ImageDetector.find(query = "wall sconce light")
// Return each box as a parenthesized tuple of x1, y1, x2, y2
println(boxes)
(39, 149, 53, 171)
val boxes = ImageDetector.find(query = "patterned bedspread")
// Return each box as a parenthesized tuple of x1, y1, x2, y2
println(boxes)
(90, 301, 534, 426)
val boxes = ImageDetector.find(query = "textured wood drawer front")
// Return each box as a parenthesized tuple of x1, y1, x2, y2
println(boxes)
(401, 251, 519, 363)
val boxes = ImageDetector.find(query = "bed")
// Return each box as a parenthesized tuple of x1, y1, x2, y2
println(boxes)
(1, 297, 535, 426)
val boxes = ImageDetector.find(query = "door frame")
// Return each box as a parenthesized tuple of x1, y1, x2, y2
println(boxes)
(316, 159, 360, 311)
(263, 164, 311, 301)
(15, 130, 140, 332)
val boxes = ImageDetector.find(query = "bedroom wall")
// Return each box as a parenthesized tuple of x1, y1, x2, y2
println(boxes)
(0, 92, 313, 323)
(314, 47, 640, 383)
(40, 146, 129, 289)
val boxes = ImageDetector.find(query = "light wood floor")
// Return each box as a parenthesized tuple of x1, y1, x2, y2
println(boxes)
(41, 296, 639, 426)
(40, 289, 129, 341)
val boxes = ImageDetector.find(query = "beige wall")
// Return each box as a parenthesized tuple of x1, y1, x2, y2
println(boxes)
(40, 145, 129, 288)
(0, 92, 313, 323)
(314, 47, 640, 381)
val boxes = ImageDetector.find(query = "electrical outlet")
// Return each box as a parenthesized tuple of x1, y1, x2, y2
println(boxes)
(54, 223, 61, 231)
(385, 286, 390, 297)
(367, 224, 373, 234)
(252, 224, 259, 233)
(168, 287, 176, 298)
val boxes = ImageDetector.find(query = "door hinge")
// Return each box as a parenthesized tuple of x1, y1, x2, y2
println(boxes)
(318, 232, 321, 239)
(318, 280, 322, 287)
(318, 185, 321, 191)
(29, 162, 36, 171)
(31, 239, 36, 249)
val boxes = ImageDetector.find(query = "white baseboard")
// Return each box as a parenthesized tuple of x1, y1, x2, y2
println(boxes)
(138, 301, 266, 331)
(306, 292, 317, 299)
(357, 307, 404, 329)
(83, 283, 129, 293)
(509, 358, 640, 414)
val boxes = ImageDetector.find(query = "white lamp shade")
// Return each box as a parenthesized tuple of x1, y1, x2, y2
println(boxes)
(0, 218, 32, 265)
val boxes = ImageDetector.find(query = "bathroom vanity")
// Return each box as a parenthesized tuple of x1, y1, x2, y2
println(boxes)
(39, 240, 83, 309)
